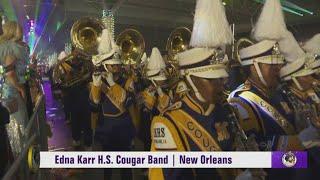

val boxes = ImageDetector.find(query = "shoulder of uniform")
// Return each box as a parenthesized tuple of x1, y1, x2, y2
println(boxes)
(151, 116, 178, 150)
(160, 101, 182, 116)
(228, 97, 251, 120)
(228, 83, 251, 99)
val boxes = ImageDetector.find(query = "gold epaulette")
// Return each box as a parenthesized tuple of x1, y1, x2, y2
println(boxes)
(160, 101, 182, 116)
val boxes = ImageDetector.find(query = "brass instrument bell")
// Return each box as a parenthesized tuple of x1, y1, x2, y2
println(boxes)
(166, 27, 191, 63)
(116, 29, 145, 65)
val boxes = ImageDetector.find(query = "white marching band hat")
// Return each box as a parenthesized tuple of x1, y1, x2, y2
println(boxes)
(302, 34, 320, 74)
(92, 29, 122, 67)
(238, 0, 287, 86)
(175, 0, 232, 102)
(140, 52, 148, 66)
(279, 31, 312, 82)
(146, 47, 167, 81)
(239, 40, 284, 66)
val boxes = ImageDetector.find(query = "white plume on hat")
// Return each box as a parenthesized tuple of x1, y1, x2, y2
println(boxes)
(93, 29, 121, 66)
(252, 0, 287, 41)
(189, 0, 233, 48)
(147, 48, 165, 72)
(279, 31, 311, 80)
(58, 51, 67, 61)
(146, 47, 167, 80)
(302, 34, 320, 55)
(279, 31, 305, 63)
(141, 52, 148, 64)
(98, 29, 113, 55)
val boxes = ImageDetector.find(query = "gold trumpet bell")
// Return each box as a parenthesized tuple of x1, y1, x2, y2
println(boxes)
(116, 29, 145, 65)
(71, 17, 105, 56)
(166, 27, 191, 63)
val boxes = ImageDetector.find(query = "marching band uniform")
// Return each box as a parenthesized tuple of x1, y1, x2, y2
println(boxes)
(140, 47, 171, 151)
(279, 32, 320, 132)
(90, 29, 136, 180)
(229, 1, 320, 179)
(56, 51, 72, 124)
(61, 50, 92, 148)
(144, 47, 171, 113)
(278, 32, 320, 180)
(228, 0, 302, 152)
(149, 0, 246, 179)
(302, 34, 320, 104)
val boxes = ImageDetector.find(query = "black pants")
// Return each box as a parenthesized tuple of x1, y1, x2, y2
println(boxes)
(66, 86, 92, 146)
(95, 116, 135, 180)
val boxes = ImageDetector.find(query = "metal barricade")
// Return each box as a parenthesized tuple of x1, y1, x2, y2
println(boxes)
(3, 93, 48, 180)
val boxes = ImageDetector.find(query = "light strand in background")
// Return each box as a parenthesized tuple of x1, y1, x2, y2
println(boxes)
(102, 9, 115, 40)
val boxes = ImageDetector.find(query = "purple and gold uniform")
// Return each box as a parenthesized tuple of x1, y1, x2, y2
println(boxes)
(149, 94, 237, 180)
(228, 80, 304, 151)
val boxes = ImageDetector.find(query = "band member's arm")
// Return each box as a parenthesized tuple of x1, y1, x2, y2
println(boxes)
(90, 73, 102, 104)
(149, 115, 186, 180)
(89, 74, 102, 131)
(124, 78, 141, 130)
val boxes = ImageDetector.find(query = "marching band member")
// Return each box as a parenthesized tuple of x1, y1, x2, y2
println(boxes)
(228, 0, 320, 179)
(144, 47, 171, 113)
(149, 0, 250, 179)
(139, 47, 171, 151)
(279, 31, 320, 180)
(279, 31, 320, 131)
(62, 48, 92, 149)
(90, 29, 137, 180)
(302, 34, 320, 96)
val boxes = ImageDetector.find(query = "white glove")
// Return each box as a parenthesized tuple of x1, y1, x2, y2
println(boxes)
(147, 88, 156, 97)
(298, 126, 320, 148)
(92, 55, 102, 67)
(156, 87, 164, 97)
(105, 72, 115, 86)
(92, 73, 102, 87)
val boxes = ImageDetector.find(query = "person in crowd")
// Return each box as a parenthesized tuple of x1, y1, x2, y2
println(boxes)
(0, 20, 29, 179)
(0, 21, 29, 159)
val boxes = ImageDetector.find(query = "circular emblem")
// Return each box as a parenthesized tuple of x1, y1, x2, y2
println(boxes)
(282, 151, 297, 168)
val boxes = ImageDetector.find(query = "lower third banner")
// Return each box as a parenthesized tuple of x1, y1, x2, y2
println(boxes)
(39, 151, 307, 168)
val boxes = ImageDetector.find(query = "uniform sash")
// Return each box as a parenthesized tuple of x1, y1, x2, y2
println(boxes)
(239, 91, 295, 134)
(167, 109, 222, 151)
